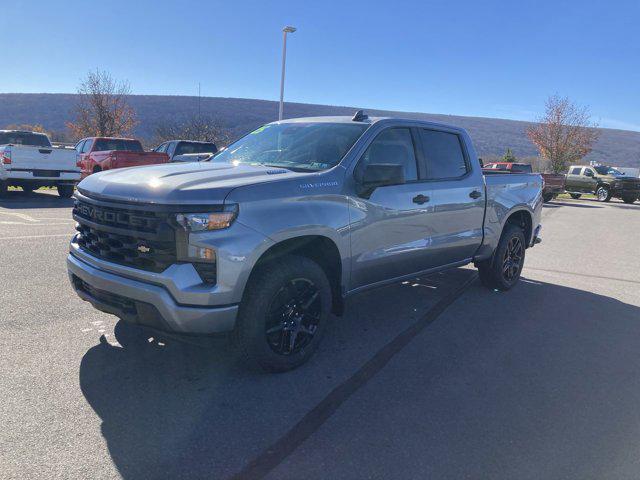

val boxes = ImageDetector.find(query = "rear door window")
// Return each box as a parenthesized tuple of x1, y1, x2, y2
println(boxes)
(419, 129, 468, 179)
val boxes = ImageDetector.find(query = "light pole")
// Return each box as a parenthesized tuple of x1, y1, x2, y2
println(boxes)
(278, 25, 296, 121)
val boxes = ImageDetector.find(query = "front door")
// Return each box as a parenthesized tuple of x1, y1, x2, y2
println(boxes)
(348, 127, 434, 290)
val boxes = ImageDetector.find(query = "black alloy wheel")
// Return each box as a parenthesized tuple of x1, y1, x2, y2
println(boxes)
(502, 236, 524, 282)
(265, 278, 321, 356)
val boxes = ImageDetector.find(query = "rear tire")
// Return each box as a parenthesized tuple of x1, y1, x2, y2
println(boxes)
(477, 224, 526, 291)
(622, 195, 638, 204)
(235, 255, 332, 372)
(596, 186, 612, 202)
(0, 181, 7, 198)
(542, 193, 554, 203)
(22, 184, 37, 194)
(569, 193, 581, 199)
(57, 184, 75, 198)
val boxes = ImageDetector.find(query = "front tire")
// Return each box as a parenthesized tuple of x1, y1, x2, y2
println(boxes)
(569, 193, 581, 199)
(542, 192, 554, 203)
(477, 224, 526, 291)
(57, 184, 75, 198)
(0, 180, 7, 198)
(236, 255, 332, 372)
(22, 184, 37, 194)
(596, 186, 612, 202)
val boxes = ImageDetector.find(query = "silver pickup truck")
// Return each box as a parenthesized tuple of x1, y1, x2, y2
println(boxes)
(67, 113, 542, 372)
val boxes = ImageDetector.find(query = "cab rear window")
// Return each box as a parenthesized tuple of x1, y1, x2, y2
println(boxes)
(93, 139, 143, 152)
(0, 132, 51, 147)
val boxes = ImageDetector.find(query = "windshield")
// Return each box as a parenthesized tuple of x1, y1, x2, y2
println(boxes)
(93, 139, 143, 152)
(0, 131, 51, 147)
(175, 142, 217, 155)
(594, 166, 623, 175)
(212, 122, 368, 171)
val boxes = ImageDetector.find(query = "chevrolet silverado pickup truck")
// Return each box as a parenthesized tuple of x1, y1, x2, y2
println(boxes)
(77, 137, 169, 179)
(153, 140, 217, 162)
(67, 113, 543, 372)
(483, 162, 565, 202)
(565, 164, 640, 203)
(0, 130, 79, 197)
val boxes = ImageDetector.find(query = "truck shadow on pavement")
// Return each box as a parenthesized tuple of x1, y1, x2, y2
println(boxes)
(0, 190, 74, 209)
(79, 272, 640, 480)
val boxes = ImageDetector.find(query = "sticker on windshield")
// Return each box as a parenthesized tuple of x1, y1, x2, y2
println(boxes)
(250, 125, 270, 135)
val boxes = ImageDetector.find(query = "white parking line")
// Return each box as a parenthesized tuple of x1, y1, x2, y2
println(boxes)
(0, 233, 71, 241)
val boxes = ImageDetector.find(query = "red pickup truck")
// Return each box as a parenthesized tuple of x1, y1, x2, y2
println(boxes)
(76, 137, 169, 179)
(483, 162, 565, 202)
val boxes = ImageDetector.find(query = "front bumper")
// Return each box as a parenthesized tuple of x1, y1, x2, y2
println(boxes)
(68, 253, 238, 334)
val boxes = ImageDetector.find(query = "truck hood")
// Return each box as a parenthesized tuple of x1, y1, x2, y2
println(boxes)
(76, 161, 305, 205)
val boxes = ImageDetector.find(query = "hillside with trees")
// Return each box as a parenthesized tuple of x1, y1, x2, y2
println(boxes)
(0, 93, 638, 168)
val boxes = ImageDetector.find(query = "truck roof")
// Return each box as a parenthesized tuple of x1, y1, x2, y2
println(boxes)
(83, 136, 139, 141)
(0, 129, 46, 135)
(276, 114, 462, 132)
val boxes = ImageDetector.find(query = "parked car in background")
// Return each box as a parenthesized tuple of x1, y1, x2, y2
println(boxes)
(68, 114, 543, 372)
(77, 137, 169, 179)
(565, 165, 640, 203)
(153, 140, 217, 163)
(0, 130, 79, 198)
(483, 162, 565, 202)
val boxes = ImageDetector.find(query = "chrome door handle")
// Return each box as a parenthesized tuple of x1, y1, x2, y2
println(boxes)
(412, 194, 430, 205)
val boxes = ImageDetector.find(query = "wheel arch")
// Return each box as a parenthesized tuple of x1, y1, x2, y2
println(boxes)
(244, 234, 345, 316)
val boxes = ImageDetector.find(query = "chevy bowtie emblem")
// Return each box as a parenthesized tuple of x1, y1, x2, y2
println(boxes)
(137, 244, 151, 254)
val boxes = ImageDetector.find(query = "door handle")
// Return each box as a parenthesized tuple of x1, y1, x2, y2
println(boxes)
(412, 194, 430, 205)
(469, 190, 482, 199)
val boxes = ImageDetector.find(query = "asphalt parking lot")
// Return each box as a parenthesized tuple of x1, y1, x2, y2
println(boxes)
(1, 190, 639, 480)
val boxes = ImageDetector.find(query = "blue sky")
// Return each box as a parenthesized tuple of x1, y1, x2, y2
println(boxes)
(4, 0, 640, 130)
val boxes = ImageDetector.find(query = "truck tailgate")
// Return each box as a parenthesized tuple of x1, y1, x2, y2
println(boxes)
(8, 145, 78, 173)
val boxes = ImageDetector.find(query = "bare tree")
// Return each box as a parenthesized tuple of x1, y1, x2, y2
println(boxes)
(67, 69, 137, 138)
(527, 95, 599, 173)
(153, 115, 232, 147)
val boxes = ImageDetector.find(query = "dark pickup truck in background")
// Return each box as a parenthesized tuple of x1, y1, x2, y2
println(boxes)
(483, 162, 566, 202)
(153, 140, 217, 163)
(565, 165, 640, 203)
(76, 137, 169, 179)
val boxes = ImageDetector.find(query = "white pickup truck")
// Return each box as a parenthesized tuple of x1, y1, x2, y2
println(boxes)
(0, 130, 80, 198)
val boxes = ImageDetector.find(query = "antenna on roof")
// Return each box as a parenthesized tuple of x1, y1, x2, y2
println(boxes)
(352, 110, 368, 122)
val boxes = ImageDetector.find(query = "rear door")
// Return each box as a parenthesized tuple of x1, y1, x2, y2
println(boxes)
(417, 128, 485, 267)
(348, 127, 435, 290)
(565, 166, 582, 191)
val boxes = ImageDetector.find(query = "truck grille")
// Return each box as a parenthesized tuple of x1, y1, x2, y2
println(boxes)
(73, 199, 177, 273)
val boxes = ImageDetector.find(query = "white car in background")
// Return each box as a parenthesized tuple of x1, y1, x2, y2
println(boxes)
(0, 130, 80, 198)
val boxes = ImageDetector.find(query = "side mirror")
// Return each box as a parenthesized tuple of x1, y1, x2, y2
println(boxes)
(357, 163, 405, 197)
(585, 170, 593, 177)
(478, 158, 484, 168)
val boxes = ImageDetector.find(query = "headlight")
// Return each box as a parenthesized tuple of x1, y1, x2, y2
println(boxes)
(175, 205, 238, 232)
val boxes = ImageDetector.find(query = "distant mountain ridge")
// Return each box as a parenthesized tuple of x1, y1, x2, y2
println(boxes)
(0, 93, 638, 167)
